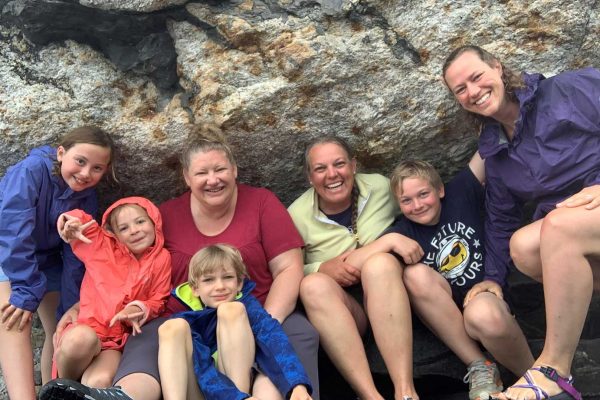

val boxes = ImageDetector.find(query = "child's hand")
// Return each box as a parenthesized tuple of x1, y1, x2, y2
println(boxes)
(0, 302, 33, 331)
(391, 234, 424, 265)
(57, 213, 94, 243)
(289, 385, 312, 400)
(463, 280, 503, 308)
(110, 305, 145, 336)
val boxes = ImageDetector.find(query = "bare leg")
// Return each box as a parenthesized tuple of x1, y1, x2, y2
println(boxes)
(116, 372, 162, 400)
(252, 373, 283, 400)
(55, 324, 101, 380)
(362, 253, 418, 400)
(81, 349, 121, 388)
(510, 220, 543, 282)
(216, 302, 255, 392)
(403, 263, 483, 366)
(503, 207, 600, 400)
(463, 293, 533, 376)
(300, 273, 383, 400)
(158, 318, 204, 400)
(0, 282, 36, 400)
(37, 290, 60, 384)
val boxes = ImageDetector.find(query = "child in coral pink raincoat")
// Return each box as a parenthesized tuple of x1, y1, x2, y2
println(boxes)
(51, 196, 171, 388)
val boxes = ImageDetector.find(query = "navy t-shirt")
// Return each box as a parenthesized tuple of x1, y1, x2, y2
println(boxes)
(385, 168, 485, 304)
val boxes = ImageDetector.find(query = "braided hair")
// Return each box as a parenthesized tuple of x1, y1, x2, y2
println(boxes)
(350, 184, 360, 247)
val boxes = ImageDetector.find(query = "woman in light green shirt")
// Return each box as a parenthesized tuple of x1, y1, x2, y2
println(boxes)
(288, 136, 423, 400)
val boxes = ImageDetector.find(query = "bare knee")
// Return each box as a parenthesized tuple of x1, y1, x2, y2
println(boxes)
(158, 318, 190, 341)
(216, 302, 247, 322)
(58, 325, 99, 358)
(463, 295, 511, 340)
(362, 252, 402, 280)
(540, 210, 579, 245)
(403, 263, 436, 300)
(300, 273, 338, 310)
(509, 229, 540, 277)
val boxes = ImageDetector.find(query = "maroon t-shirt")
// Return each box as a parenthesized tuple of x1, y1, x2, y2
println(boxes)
(160, 184, 304, 314)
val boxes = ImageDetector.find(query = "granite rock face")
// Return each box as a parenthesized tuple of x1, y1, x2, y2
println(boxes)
(79, 0, 188, 12)
(2, 0, 597, 207)
(1, 0, 599, 398)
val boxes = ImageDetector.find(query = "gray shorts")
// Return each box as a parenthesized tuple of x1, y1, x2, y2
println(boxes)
(111, 311, 320, 399)
(112, 317, 166, 385)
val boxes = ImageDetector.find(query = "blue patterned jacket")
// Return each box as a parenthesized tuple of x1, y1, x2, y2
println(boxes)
(172, 279, 312, 400)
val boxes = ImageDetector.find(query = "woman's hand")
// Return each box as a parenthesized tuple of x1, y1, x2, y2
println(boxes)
(289, 385, 312, 400)
(110, 305, 145, 336)
(0, 302, 32, 331)
(57, 213, 94, 243)
(390, 234, 424, 265)
(556, 185, 600, 210)
(319, 250, 360, 287)
(463, 280, 503, 308)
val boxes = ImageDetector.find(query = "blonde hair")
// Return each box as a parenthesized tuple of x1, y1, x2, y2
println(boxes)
(181, 125, 236, 172)
(106, 204, 152, 234)
(188, 244, 247, 288)
(390, 160, 443, 196)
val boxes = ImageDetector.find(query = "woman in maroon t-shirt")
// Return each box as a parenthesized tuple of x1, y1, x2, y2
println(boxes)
(47, 136, 319, 400)
(121, 135, 318, 400)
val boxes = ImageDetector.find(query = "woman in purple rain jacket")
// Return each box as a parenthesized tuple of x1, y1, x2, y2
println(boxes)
(443, 45, 599, 400)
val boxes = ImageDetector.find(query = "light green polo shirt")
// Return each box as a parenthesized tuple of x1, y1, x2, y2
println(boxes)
(288, 173, 399, 275)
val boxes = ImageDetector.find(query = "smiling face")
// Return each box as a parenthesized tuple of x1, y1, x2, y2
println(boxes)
(192, 263, 244, 308)
(57, 143, 111, 191)
(443, 50, 507, 119)
(111, 205, 156, 259)
(395, 177, 444, 226)
(183, 149, 238, 210)
(307, 142, 357, 215)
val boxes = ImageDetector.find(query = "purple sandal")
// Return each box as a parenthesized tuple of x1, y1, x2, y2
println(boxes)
(504, 366, 582, 400)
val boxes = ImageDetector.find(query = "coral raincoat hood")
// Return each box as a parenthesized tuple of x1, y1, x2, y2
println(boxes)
(101, 196, 166, 253)
(69, 196, 171, 344)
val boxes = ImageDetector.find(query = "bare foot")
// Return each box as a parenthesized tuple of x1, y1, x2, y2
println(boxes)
(395, 390, 419, 400)
(500, 367, 564, 400)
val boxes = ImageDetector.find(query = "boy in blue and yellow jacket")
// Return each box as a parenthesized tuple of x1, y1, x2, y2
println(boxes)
(158, 244, 312, 400)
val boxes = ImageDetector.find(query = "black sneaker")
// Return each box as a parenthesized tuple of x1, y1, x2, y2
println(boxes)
(38, 378, 133, 400)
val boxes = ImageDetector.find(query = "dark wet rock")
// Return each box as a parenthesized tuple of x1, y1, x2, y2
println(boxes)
(4, 0, 184, 88)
